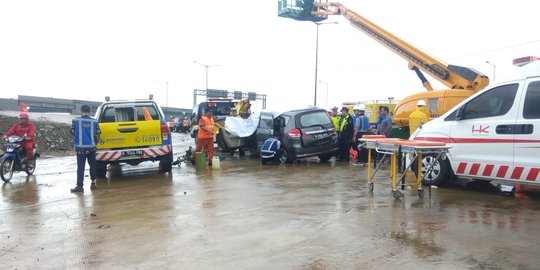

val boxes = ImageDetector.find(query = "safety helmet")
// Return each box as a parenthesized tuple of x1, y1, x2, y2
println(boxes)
(353, 104, 366, 111)
(417, 100, 426, 106)
(18, 112, 29, 119)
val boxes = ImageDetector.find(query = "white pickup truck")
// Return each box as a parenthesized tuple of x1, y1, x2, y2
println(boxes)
(411, 61, 540, 187)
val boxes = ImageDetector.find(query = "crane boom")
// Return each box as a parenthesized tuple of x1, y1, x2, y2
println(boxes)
(278, 0, 490, 131)
(311, 2, 489, 91)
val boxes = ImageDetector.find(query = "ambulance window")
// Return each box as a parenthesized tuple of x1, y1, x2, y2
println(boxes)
(523, 81, 540, 119)
(462, 84, 518, 119)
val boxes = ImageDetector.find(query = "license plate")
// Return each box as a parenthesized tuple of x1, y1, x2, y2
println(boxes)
(313, 133, 329, 139)
(121, 150, 144, 157)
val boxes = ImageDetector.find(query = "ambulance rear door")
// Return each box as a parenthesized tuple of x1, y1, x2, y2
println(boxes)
(513, 79, 540, 183)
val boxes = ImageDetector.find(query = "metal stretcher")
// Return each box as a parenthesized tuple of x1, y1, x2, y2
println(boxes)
(360, 135, 451, 199)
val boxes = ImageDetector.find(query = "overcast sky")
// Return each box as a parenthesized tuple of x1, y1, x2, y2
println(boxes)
(1, 0, 539, 112)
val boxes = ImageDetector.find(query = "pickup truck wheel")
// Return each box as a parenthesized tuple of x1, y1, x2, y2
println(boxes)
(96, 161, 107, 178)
(217, 133, 231, 152)
(160, 153, 173, 172)
(412, 154, 452, 186)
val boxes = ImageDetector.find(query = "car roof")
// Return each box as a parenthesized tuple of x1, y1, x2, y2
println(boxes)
(281, 107, 326, 115)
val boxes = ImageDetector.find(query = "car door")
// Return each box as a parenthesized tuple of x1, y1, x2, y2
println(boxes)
(514, 79, 540, 183)
(449, 83, 519, 180)
(256, 112, 275, 150)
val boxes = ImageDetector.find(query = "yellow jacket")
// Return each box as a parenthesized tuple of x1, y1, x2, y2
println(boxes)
(409, 107, 429, 134)
(332, 115, 340, 130)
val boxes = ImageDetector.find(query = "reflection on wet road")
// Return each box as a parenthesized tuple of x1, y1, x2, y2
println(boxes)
(1, 133, 540, 269)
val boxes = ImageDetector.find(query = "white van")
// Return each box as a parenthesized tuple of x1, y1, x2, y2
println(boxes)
(410, 61, 540, 187)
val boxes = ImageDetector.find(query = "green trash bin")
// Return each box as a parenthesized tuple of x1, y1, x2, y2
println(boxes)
(195, 151, 206, 171)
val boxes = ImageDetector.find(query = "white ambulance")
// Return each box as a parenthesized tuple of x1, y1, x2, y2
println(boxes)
(410, 61, 540, 187)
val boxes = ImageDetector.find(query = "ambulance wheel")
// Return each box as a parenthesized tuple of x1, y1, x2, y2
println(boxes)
(411, 154, 452, 187)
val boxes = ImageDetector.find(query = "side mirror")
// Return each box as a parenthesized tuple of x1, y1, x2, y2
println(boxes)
(455, 106, 465, 120)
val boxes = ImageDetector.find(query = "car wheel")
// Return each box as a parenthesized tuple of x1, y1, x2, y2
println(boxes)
(96, 161, 107, 178)
(318, 153, 333, 162)
(279, 149, 291, 164)
(412, 153, 452, 186)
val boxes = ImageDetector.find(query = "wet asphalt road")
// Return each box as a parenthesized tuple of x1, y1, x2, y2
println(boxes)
(1, 133, 540, 269)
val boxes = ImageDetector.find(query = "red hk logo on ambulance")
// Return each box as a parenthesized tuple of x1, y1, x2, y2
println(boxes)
(471, 125, 490, 135)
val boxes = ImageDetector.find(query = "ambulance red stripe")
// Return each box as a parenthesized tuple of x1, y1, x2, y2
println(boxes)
(527, 168, 540, 181)
(456, 162, 467, 174)
(483, 164, 494, 177)
(470, 163, 481, 175)
(511, 167, 524, 179)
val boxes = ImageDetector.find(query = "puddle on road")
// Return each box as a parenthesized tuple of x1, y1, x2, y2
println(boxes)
(1, 133, 540, 268)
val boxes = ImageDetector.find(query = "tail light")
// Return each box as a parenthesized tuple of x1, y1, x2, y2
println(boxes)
(287, 128, 308, 138)
(161, 123, 170, 140)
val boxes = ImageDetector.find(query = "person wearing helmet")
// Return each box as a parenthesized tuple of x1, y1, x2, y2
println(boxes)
(352, 104, 369, 165)
(3, 112, 37, 168)
(409, 100, 429, 134)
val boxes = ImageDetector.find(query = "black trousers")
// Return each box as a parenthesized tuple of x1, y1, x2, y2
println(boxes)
(338, 134, 352, 161)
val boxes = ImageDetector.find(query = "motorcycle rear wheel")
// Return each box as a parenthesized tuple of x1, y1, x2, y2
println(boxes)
(1, 159, 14, 182)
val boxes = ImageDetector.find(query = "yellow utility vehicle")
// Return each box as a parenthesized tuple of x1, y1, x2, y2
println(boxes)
(94, 96, 173, 177)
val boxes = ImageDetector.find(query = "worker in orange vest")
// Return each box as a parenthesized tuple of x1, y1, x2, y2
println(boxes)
(192, 108, 215, 166)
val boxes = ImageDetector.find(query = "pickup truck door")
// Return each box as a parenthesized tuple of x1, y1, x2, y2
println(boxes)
(449, 84, 519, 180)
(513, 79, 540, 183)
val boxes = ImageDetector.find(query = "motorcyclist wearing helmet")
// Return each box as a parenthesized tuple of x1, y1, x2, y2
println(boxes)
(2, 112, 37, 168)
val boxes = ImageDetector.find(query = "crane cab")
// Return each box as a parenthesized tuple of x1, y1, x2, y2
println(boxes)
(278, 0, 326, 21)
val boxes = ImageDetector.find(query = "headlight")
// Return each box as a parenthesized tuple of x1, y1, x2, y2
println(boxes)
(6, 147, 14, 152)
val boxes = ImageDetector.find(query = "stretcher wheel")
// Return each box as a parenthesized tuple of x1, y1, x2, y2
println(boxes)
(417, 189, 424, 198)
(392, 190, 402, 199)
(368, 182, 374, 192)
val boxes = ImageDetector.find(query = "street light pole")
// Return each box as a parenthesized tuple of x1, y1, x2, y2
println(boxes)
(318, 80, 329, 109)
(314, 22, 338, 107)
(194, 61, 220, 90)
(486, 60, 496, 82)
